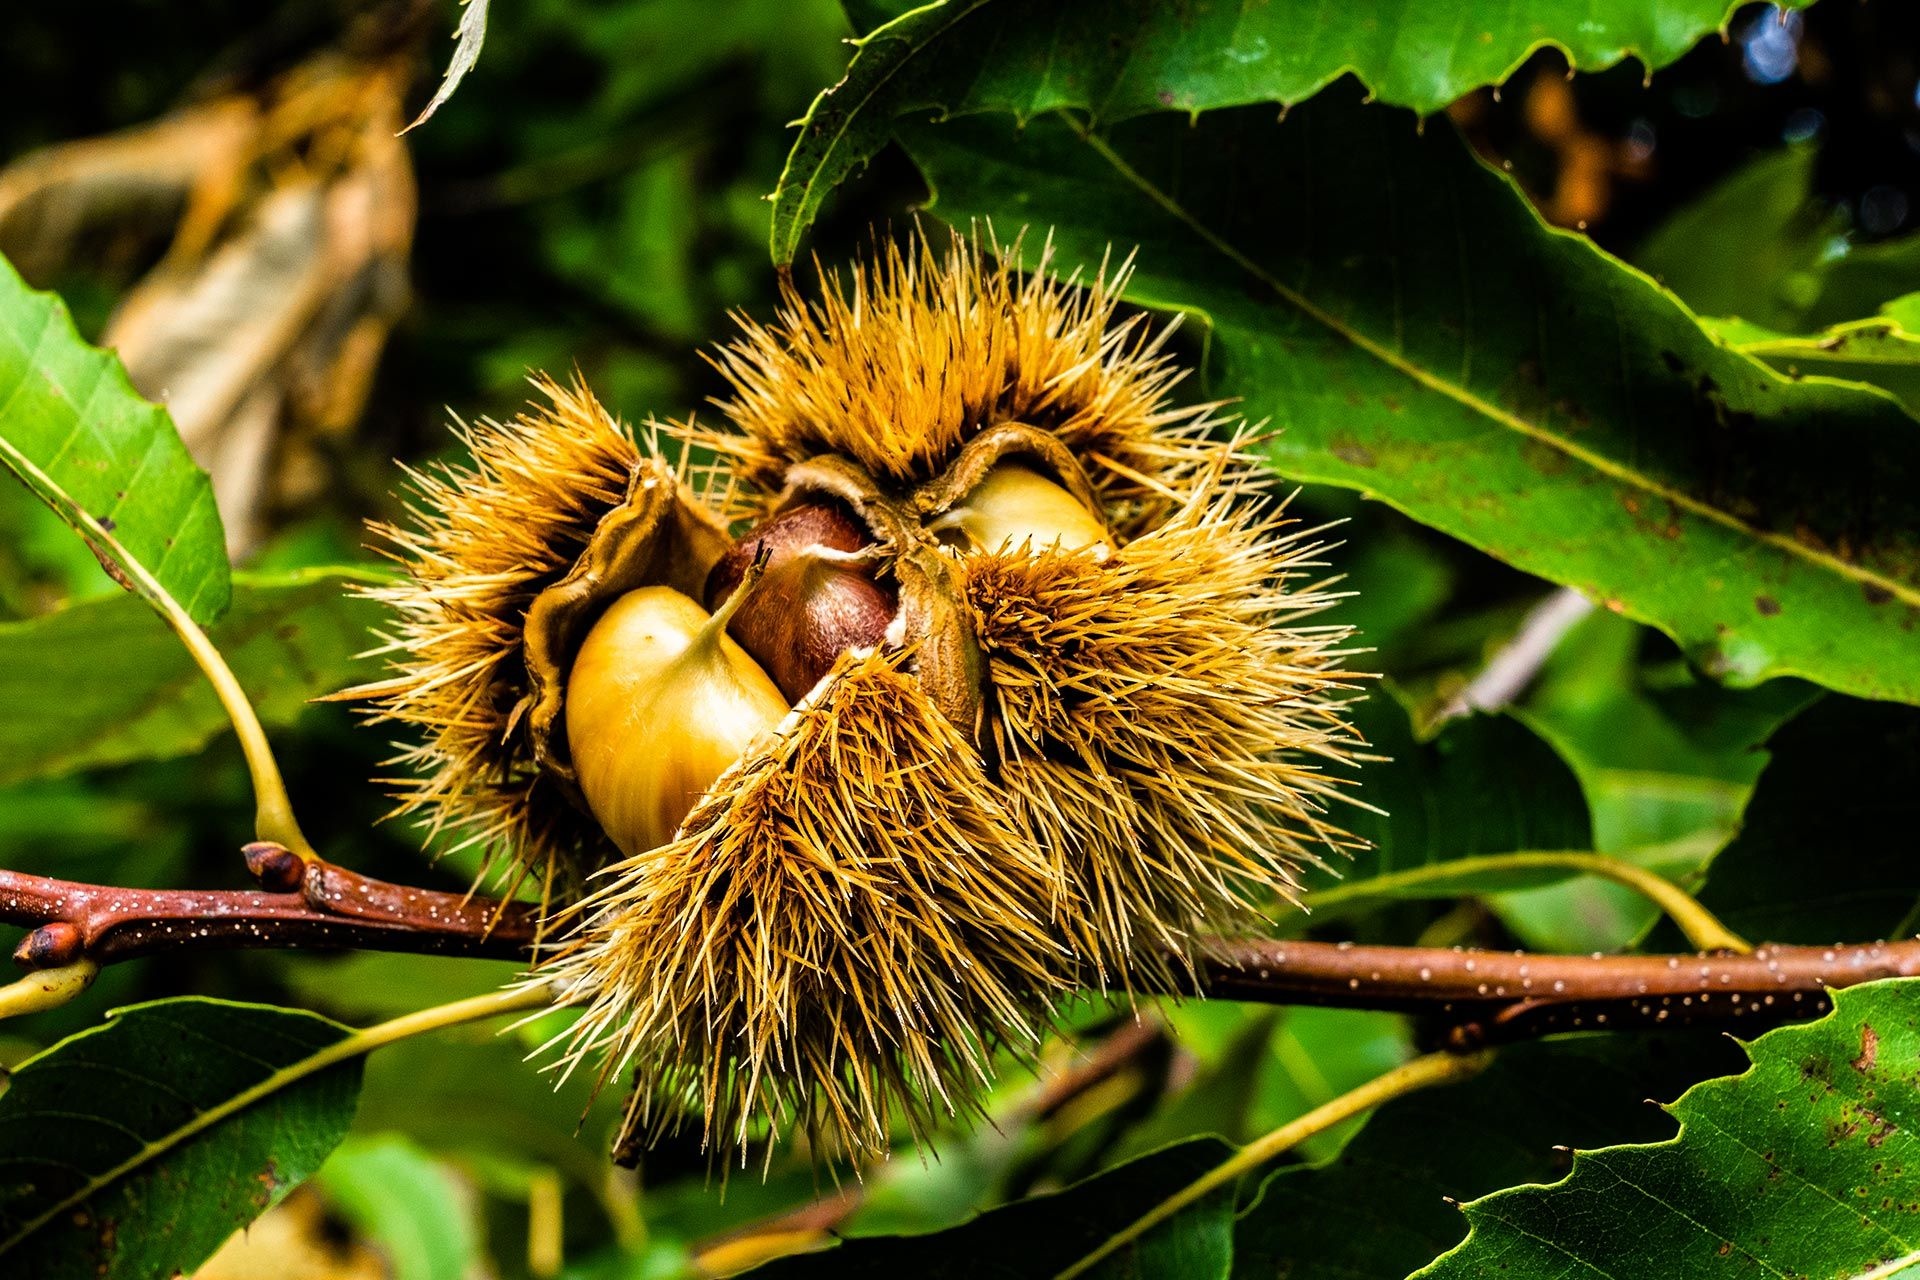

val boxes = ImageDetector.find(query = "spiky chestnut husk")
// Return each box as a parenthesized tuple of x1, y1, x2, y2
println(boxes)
(340, 375, 732, 900)
(355, 229, 1361, 1169)
(544, 646, 1066, 1166)
(694, 230, 1232, 536)
(962, 442, 1364, 991)
(547, 232, 1361, 1166)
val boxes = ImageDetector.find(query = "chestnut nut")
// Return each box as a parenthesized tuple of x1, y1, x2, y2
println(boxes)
(705, 500, 899, 702)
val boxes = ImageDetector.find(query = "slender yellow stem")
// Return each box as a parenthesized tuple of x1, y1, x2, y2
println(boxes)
(0, 960, 98, 1021)
(0, 438, 316, 858)
(1053, 1049, 1496, 1280)
(527, 1167, 565, 1278)
(601, 1165, 647, 1255)
(158, 593, 316, 858)
(1306, 850, 1752, 954)
(326, 979, 565, 1060)
(0, 980, 567, 1254)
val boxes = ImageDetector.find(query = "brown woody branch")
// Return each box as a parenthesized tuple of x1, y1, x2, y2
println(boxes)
(1, 846, 1913, 1043)
(1196, 938, 1912, 1045)
(0, 843, 537, 967)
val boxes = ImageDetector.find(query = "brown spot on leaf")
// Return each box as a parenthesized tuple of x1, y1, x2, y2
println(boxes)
(1330, 436, 1376, 468)
(1755, 595, 1781, 617)
(253, 1158, 282, 1206)
(1855, 1024, 1881, 1073)
(1523, 438, 1568, 476)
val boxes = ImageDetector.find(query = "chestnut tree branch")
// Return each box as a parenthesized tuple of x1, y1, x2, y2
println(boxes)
(0, 843, 538, 969)
(0, 848, 1910, 1045)
(1195, 937, 1912, 1044)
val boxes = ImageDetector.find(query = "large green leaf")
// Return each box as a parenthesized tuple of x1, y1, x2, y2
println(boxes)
(770, 0, 1814, 261)
(0, 254, 228, 624)
(746, 1038, 1745, 1279)
(1521, 612, 1818, 857)
(0, 998, 362, 1279)
(1498, 613, 1819, 951)
(1323, 693, 1609, 953)
(1233, 1034, 1746, 1279)
(1635, 143, 1920, 336)
(0, 567, 382, 785)
(1419, 977, 1920, 1278)
(1632, 144, 1837, 334)
(751, 1137, 1236, 1278)
(1637, 144, 1920, 418)
(905, 92, 1920, 704)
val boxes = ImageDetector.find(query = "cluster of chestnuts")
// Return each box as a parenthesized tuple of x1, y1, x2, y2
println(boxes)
(350, 231, 1358, 1166)
(569, 460, 1109, 859)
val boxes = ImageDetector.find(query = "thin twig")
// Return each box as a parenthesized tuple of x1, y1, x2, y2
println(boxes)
(1433, 586, 1594, 724)
(1195, 937, 1911, 1043)
(0, 853, 1911, 1044)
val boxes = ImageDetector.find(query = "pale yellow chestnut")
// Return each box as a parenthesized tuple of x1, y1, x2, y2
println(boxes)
(934, 463, 1111, 557)
(566, 584, 788, 856)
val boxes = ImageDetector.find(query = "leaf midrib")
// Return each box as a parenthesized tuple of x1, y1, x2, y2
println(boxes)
(0, 1012, 351, 1258)
(1063, 120, 1920, 612)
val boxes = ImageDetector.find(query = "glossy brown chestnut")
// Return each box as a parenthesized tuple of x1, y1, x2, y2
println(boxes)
(705, 500, 899, 701)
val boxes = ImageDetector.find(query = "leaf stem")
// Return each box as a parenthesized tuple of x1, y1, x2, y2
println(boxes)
(159, 594, 316, 858)
(1306, 850, 1752, 953)
(1053, 1049, 1496, 1280)
(329, 979, 563, 1059)
(0, 436, 315, 858)
(0, 959, 97, 1020)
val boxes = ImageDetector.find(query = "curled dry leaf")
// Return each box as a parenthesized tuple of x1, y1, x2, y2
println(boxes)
(0, 54, 418, 556)
(404, 0, 492, 132)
